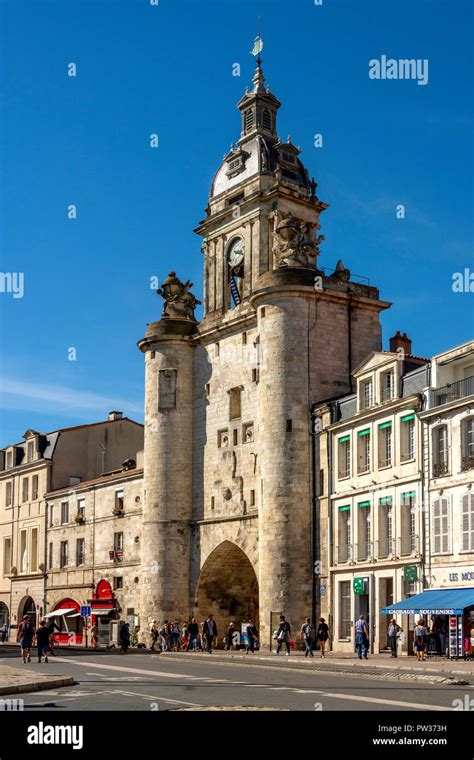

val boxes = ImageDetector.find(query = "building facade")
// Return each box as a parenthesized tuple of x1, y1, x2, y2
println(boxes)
(0, 413, 143, 634)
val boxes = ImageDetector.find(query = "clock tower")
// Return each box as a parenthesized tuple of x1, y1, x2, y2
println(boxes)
(139, 51, 390, 645)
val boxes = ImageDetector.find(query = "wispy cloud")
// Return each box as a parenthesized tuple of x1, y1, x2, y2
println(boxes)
(0, 377, 143, 420)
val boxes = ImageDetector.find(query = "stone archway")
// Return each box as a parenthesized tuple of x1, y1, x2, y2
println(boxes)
(194, 541, 259, 644)
(18, 596, 36, 629)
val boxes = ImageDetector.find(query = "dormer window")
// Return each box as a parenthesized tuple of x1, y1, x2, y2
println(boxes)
(381, 371, 395, 402)
(282, 151, 296, 164)
(27, 441, 34, 463)
(360, 379, 373, 410)
(6, 451, 13, 469)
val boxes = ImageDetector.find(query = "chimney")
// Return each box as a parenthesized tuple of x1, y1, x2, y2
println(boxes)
(389, 331, 412, 356)
(108, 411, 123, 421)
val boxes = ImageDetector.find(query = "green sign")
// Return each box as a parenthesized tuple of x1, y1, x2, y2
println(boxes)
(403, 565, 418, 582)
(353, 577, 365, 595)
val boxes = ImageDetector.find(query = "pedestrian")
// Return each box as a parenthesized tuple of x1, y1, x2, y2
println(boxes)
(414, 619, 428, 661)
(162, 620, 172, 651)
(388, 618, 401, 658)
(35, 620, 50, 663)
(316, 617, 329, 657)
(0, 623, 7, 643)
(181, 621, 189, 650)
(186, 618, 199, 651)
(202, 614, 217, 653)
(245, 619, 258, 655)
(150, 620, 159, 651)
(17, 615, 35, 664)
(355, 614, 369, 660)
(170, 621, 180, 651)
(119, 621, 130, 654)
(47, 617, 60, 656)
(224, 621, 236, 651)
(275, 615, 291, 656)
(300, 617, 316, 657)
(91, 622, 99, 650)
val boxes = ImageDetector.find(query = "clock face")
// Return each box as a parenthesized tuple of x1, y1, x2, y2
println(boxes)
(228, 237, 244, 269)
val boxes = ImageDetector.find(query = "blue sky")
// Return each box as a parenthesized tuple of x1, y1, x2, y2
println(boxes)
(0, 0, 473, 445)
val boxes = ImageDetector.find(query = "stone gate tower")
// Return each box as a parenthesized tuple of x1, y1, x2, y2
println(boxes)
(139, 56, 390, 644)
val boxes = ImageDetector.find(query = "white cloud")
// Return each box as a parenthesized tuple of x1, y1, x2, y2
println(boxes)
(0, 377, 143, 420)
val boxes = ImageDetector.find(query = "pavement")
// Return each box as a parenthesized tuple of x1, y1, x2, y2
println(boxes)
(0, 647, 473, 711)
(0, 662, 74, 696)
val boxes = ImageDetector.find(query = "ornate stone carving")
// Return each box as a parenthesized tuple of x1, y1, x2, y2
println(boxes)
(270, 212, 324, 268)
(157, 272, 201, 321)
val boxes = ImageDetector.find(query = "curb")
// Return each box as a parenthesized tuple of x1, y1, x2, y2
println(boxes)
(159, 652, 471, 686)
(0, 676, 75, 697)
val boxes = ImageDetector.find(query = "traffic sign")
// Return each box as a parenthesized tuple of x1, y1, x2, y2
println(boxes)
(80, 605, 91, 617)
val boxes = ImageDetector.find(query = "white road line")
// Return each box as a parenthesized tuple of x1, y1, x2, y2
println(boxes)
(110, 689, 202, 707)
(55, 658, 205, 681)
(318, 691, 453, 711)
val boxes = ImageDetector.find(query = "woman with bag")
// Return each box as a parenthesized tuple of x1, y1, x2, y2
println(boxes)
(316, 617, 329, 658)
(275, 615, 291, 656)
(387, 618, 401, 658)
(413, 619, 428, 661)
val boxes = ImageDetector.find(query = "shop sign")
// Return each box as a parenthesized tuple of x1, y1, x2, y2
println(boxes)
(403, 565, 418, 582)
(353, 578, 365, 595)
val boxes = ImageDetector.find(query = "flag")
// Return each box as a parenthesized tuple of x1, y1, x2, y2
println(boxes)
(251, 35, 263, 56)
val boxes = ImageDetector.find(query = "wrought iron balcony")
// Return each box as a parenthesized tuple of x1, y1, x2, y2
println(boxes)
(355, 542, 373, 562)
(461, 454, 474, 471)
(399, 534, 419, 557)
(377, 538, 395, 559)
(433, 462, 449, 478)
(432, 375, 474, 407)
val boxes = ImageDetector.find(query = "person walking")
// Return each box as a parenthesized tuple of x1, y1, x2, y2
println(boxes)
(224, 622, 236, 651)
(91, 622, 99, 650)
(35, 620, 50, 663)
(275, 615, 291, 656)
(245, 619, 258, 655)
(170, 621, 180, 651)
(388, 618, 401, 658)
(186, 618, 199, 651)
(414, 619, 428, 661)
(17, 615, 35, 664)
(47, 617, 60, 656)
(181, 621, 189, 651)
(355, 615, 369, 660)
(150, 621, 159, 651)
(119, 621, 130, 654)
(202, 615, 217, 653)
(1, 623, 7, 643)
(300, 617, 316, 657)
(316, 617, 329, 657)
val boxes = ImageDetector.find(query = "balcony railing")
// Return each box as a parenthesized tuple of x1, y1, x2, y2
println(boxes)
(432, 375, 474, 407)
(335, 545, 352, 563)
(399, 534, 419, 557)
(355, 541, 373, 562)
(461, 454, 474, 472)
(433, 462, 449, 478)
(382, 387, 394, 402)
(377, 538, 395, 559)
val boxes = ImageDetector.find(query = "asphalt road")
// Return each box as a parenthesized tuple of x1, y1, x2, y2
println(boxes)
(1, 649, 472, 711)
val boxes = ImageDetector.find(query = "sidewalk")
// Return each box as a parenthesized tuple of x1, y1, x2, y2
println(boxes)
(0, 663, 75, 697)
(160, 649, 474, 684)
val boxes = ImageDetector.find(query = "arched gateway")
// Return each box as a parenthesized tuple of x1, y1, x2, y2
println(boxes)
(194, 542, 258, 640)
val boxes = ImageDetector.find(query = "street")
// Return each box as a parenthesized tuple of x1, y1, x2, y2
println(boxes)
(1, 649, 471, 711)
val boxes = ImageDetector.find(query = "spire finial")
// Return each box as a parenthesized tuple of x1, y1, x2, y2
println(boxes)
(250, 22, 265, 93)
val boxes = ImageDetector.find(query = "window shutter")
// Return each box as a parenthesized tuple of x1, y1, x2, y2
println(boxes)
(433, 499, 441, 554)
(462, 494, 470, 552)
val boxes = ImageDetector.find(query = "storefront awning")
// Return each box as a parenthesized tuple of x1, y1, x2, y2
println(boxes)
(43, 608, 77, 618)
(382, 588, 474, 616)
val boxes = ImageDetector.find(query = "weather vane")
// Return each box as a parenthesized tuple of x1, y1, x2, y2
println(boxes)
(250, 17, 263, 65)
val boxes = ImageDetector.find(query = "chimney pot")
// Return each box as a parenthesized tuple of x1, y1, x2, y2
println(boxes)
(389, 331, 412, 356)
(108, 411, 123, 421)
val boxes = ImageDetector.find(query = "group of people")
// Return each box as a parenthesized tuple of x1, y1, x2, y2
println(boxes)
(16, 614, 60, 663)
(149, 615, 259, 654)
(272, 615, 330, 657)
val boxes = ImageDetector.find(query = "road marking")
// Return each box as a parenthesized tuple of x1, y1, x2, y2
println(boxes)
(317, 691, 453, 711)
(56, 658, 205, 681)
(110, 689, 202, 707)
(86, 672, 152, 682)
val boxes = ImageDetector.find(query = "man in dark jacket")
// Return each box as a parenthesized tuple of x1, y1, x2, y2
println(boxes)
(202, 615, 217, 653)
(186, 618, 199, 651)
